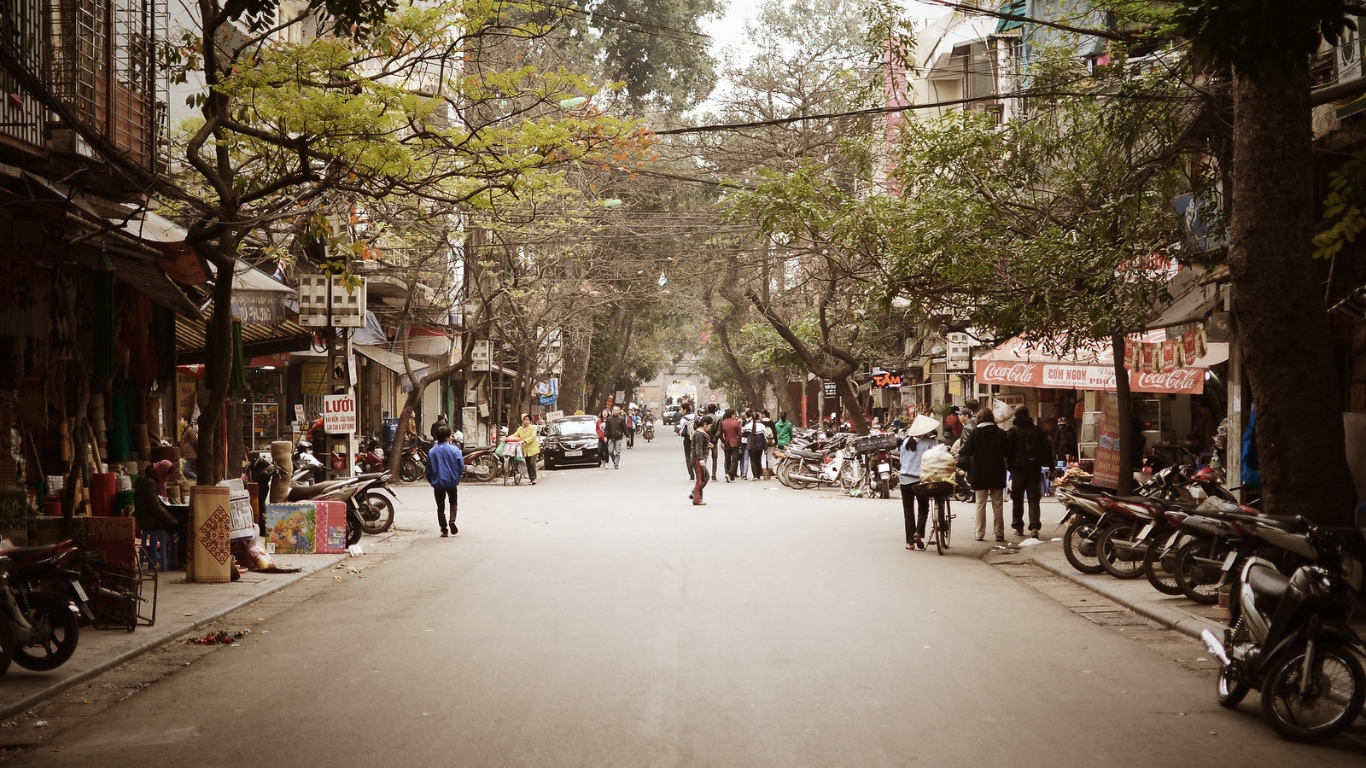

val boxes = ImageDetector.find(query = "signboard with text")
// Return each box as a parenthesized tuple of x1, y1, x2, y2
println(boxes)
(974, 359, 1203, 395)
(1091, 393, 1121, 489)
(322, 394, 356, 434)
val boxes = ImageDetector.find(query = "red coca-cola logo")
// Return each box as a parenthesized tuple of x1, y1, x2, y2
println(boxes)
(1134, 368, 1201, 392)
(981, 362, 1037, 384)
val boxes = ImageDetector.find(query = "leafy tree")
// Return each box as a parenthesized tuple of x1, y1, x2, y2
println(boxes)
(158, 0, 647, 481)
(1176, 0, 1359, 523)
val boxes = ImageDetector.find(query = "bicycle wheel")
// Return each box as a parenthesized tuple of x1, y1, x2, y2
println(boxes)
(935, 496, 948, 556)
(514, 460, 525, 485)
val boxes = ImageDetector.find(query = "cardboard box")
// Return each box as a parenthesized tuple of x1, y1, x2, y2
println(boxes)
(313, 501, 347, 554)
(265, 503, 316, 554)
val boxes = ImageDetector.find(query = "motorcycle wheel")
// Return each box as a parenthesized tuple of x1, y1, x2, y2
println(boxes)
(1216, 663, 1249, 709)
(12, 593, 79, 671)
(400, 457, 422, 483)
(1260, 643, 1365, 743)
(788, 463, 817, 490)
(345, 506, 363, 547)
(1098, 521, 1146, 579)
(1062, 519, 1106, 575)
(1143, 533, 1185, 595)
(476, 454, 500, 482)
(879, 479, 890, 499)
(359, 492, 395, 535)
(1173, 538, 1224, 605)
(0, 613, 13, 677)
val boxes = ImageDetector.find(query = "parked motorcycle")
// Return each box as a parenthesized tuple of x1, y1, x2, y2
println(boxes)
(398, 436, 433, 483)
(249, 456, 366, 546)
(1202, 523, 1366, 742)
(0, 544, 83, 676)
(354, 435, 385, 474)
(462, 445, 501, 482)
(355, 471, 398, 535)
(294, 439, 326, 483)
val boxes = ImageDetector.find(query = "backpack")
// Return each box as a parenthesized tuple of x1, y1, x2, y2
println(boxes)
(748, 421, 767, 451)
(1014, 425, 1046, 467)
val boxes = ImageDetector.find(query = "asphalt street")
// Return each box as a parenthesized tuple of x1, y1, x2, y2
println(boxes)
(9, 438, 1364, 766)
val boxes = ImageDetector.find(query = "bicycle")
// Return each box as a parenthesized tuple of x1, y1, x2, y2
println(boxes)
(501, 438, 526, 486)
(915, 481, 956, 556)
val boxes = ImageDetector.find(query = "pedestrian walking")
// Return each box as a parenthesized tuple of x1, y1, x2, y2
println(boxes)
(745, 412, 768, 481)
(957, 407, 1009, 542)
(719, 409, 742, 482)
(430, 413, 448, 440)
(513, 414, 540, 485)
(1006, 406, 1054, 538)
(178, 414, 198, 480)
(738, 409, 752, 479)
(761, 410, 777, 479)
(596, 409, 609, 466)
(605, 406, 628, 469)
(678, 403, 696, 479)
(705, 403, 720, 476)
(689, 415, 714, 505)
(942, 406, 962, 446)
(959, 399, 980, 443)
(425, 425, 465, 537)
(898, 414, 941, 550)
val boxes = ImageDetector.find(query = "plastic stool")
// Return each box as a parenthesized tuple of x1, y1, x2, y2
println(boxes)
(143, 531, 178, 571)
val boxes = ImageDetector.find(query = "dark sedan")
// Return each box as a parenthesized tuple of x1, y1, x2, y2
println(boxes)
(541, 416, 602, 469)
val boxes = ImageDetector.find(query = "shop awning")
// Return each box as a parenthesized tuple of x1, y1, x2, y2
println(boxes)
(355, 345, 429, 377)
(67, 248, 203, 319)
(1149, 267, 1222, 329)
(974, 330, 1226, 395)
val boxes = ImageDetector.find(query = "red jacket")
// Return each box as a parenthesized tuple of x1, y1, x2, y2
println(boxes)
(719, 417, 742, 448)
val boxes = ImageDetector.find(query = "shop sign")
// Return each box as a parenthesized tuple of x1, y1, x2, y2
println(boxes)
(545, 410, 564, 421)
(323, 394, 356, 433)
(822, 381, 838, 398)
(231, 290, 284, 326)
(1092, 393, 1122, 489)
(974, 360, 1203, 395)
(301, 361, 328, 395)
(872, 371, 902, 388)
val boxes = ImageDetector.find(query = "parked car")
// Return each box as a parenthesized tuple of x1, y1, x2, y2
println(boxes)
(541, 416, 603, 469)
(662, 405, 682, 425)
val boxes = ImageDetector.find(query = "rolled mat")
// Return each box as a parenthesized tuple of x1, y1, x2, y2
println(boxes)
(270, 441, 293, 504)
(189, 485, 233, 583)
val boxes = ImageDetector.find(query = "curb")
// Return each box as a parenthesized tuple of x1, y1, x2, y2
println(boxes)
(1024, 546, 1224, 642)
(1, 531, 397, 722)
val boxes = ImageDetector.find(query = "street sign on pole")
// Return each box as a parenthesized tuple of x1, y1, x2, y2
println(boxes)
(323, 394, 356, 433)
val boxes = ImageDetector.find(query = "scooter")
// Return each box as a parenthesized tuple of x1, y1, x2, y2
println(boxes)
(462, 445, 501, 482)
(643, 419, 655, 443)
(354, 435, 385, 474)
(0, 545, 83, 676)
(1202, 523, 1366, 743)
(355, 471, 398, 535)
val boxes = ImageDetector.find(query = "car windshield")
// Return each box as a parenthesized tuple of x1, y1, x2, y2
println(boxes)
(552, 419, 597, 437)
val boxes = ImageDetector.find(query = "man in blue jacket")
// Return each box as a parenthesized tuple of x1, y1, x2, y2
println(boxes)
(425, 425, 465, 537)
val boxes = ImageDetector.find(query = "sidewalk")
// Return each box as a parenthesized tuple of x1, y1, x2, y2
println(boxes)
(0, 538, 389, 721)
(991, 511, 1366, 642)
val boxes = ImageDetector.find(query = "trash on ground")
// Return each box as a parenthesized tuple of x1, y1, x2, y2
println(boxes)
(189, 630, 251, 645)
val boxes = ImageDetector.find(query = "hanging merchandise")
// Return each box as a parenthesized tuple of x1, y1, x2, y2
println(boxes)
(1181, 328, 1199, 364)
(92, 266, 116, 385)
(109, 388, 131, 463)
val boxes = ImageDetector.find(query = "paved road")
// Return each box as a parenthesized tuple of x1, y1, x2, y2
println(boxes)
(11, 439, 1364, 766)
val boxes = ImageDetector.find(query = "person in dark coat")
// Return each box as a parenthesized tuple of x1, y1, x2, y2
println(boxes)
(1053, 416, 1078, 462)
(134, 460, 180, 535)
(957, 407, 1009, 542)
(1006, 406, 1055, 538)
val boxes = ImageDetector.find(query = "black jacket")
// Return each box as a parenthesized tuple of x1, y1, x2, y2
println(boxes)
(958, 422, 1009, 490)
(605, 415, 628, 439)
(134, 472, 178, 534)
(1007, 415, 1055, 472)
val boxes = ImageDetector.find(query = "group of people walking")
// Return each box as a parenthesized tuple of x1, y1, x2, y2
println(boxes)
(676, 402, 793, 505)
(897, 401, 1054, 549)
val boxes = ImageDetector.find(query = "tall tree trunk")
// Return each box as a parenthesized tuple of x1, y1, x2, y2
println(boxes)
(1112, 333, 1135, 496)
(590, 314, 635, 413)
(559, 318, 592, 414)
(716, 318, 762, 408)
(196, 254, 235, 485)
(1228, 65, 1355, 524)
(834, 375, 869, 435)
(766, 368, 799, 418)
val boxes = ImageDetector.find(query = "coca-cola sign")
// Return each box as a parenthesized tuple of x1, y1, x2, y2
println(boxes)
(975, 359, 1203, 395)
(979, 362, 1039, 385)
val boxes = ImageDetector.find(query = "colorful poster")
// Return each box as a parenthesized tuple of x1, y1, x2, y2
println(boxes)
(1092, 392, 1121, 489)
